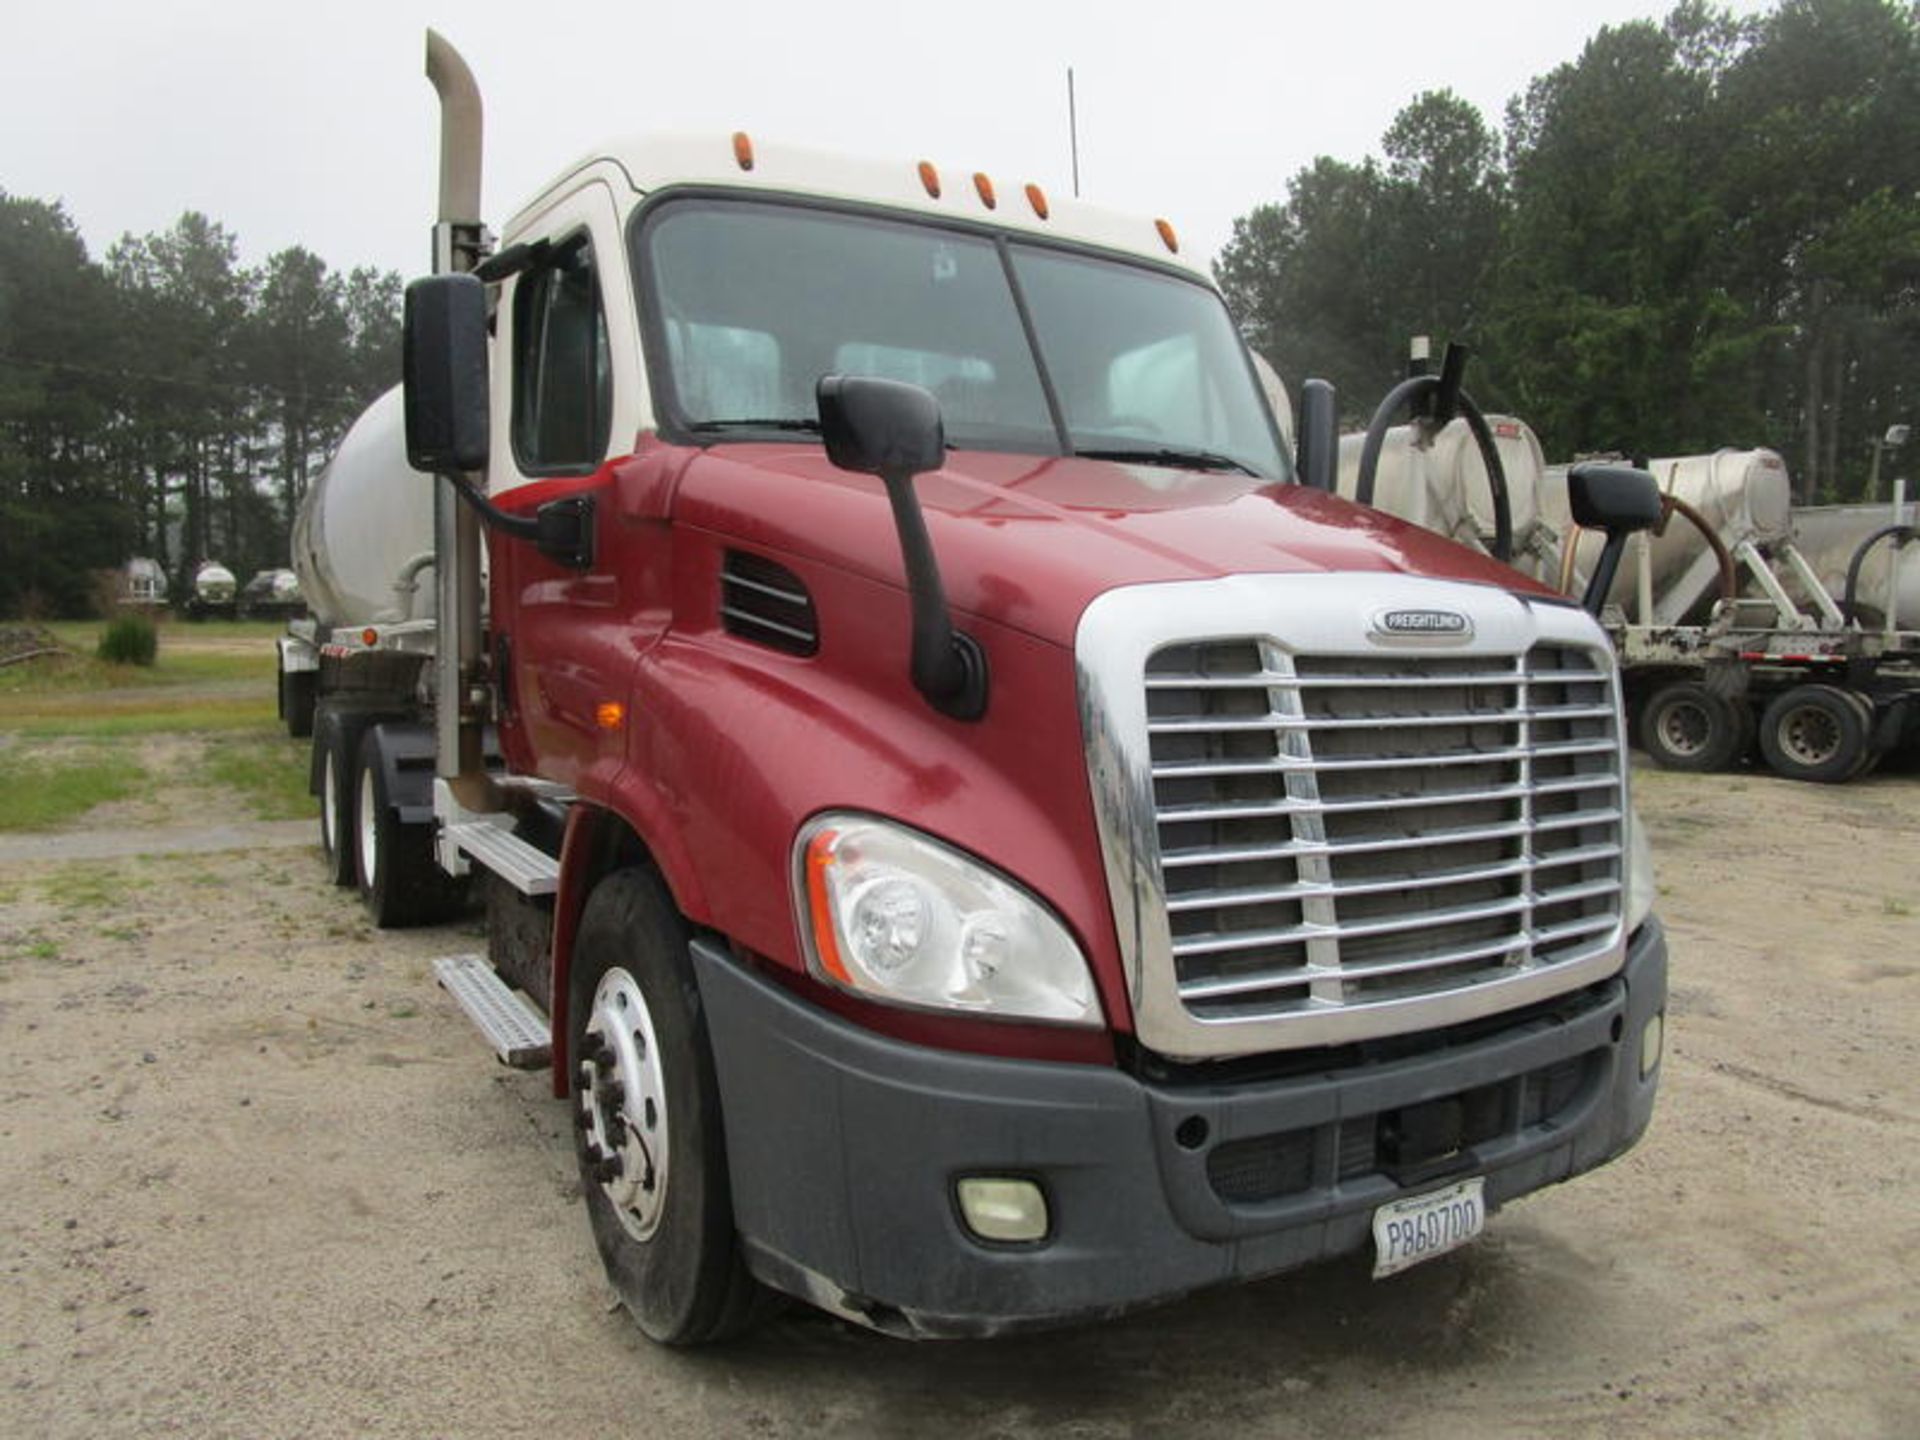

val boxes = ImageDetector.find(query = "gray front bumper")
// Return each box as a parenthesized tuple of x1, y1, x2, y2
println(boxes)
(695, 918, 1666, 1338)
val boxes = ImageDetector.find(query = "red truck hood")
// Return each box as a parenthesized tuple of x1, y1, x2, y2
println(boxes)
(671, 443, 1543, 648)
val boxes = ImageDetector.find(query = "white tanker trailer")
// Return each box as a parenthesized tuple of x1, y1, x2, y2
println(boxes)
(1322, 340, 1917, 781)
(276, 387, 444, 738)
(1335, 413, 1557, 573)
(1785, 501, 1920, 630)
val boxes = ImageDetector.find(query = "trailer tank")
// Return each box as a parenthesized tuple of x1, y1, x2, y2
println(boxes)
(1786, 502, 1920, 628)
(1335, 414, 1549, 560)
(291, 387, 437, 628)
(1543, 448, 1793, 618)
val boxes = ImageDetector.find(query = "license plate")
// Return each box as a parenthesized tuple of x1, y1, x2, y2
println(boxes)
(1371, 1177, 1486, 1278)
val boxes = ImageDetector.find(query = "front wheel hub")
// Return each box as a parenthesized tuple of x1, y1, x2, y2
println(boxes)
(579, 966, 670, 1240)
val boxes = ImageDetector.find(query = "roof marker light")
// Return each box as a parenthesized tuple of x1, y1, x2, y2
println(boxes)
(973, 172, 997, 209)
(361, 627, 378, 647)
(918, 161, 942, 198)
(1155, 218, 1180, 254)
(732, 131, 755, 171)
(1025, 183, 1050, 220)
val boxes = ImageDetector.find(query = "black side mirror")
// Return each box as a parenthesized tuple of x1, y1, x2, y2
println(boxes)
(818, 375, 945, 477)
(1295, 377, 1337, 491)
(1567, 461, 1662, 616)
(816, 375, 986, 720)
(403, 273, 490, 474)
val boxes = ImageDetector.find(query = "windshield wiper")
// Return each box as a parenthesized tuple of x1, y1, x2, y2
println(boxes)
(687, 417, 822, 434)
(1074, 445, 1260, 477)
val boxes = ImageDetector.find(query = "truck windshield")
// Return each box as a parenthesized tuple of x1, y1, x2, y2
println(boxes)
(635, 198, 1287, 480)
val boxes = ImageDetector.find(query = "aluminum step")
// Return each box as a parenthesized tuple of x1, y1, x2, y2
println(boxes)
(446, 820, 559, 896)
(433, 953, 551, 1069)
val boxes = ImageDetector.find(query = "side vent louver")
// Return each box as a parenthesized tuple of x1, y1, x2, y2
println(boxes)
(721, 551, 818, 656)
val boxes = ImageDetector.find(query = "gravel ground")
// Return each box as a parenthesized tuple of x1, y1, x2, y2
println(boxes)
(1, 761, 1915, 1438)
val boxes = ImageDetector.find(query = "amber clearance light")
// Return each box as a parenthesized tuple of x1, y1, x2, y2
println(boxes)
(732, 131, 755, 171)
(804, 830, 853, 984)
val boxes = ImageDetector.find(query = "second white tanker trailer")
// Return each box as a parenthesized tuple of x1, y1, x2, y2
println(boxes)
(1329, 341, 1920, 782)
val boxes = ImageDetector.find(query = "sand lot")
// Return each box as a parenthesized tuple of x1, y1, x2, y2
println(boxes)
(1, 760, 1915, 1438)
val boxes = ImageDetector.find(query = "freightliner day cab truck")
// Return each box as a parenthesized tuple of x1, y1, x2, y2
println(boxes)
(281, 32, 1669, 1342)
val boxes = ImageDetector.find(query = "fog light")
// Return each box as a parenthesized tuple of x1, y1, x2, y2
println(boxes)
(1640, 1011, 1665, 1079)
(956, 1177, 1048, 1244)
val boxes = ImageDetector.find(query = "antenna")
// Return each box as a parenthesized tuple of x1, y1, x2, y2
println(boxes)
(1067, 67, 1081, 198)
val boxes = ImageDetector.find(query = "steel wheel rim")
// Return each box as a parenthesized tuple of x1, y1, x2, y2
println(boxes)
(580, 966, 671, 1241)
(357, 765, 379, 889)
(1778, 705, 1840, 766)
(1657, 699, 1712, 758)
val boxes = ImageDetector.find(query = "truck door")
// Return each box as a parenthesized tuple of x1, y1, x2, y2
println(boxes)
(491, 180, 652, 793)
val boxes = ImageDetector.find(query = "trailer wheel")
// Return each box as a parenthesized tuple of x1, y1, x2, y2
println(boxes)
(279, 667, 315, 739)
(568, 868, 763, 1345)
(1639, 680, 1743, 771)
(317, 720, 359, 887)
(1758, 684, 1869, 783)
(353, 730, 462, 928)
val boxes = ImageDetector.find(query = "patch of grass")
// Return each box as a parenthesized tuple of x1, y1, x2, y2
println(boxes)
(13, 932, 62, 961)
(43, 864, 149, 911)
(202, 732, 314, 820)
(1884, 897, 1912, 918)
(98, 614, 159, 666)
(0, 749, 148, 831)
(2, 696, 275, 736)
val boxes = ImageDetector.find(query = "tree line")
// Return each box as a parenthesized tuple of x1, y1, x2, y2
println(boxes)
(1216, 0, 1920, 502)
(0, 198, 400, 617)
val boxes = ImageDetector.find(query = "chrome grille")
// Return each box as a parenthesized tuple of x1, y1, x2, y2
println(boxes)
(1145, 641, 1623, 1023)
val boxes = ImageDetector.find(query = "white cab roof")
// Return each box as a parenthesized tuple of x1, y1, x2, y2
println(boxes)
(505, 133, 1211, 281)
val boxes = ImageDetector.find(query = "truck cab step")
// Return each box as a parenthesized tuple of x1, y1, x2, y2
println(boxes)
(433, 953, 551, 1068)
(446, 819, 559, 895)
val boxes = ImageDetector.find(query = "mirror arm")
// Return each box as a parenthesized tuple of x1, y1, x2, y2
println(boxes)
(878, 467, 988, 720)
(439, 471, 595, 571)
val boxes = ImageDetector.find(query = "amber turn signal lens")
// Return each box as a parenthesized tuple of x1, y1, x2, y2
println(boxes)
(595, 701, 625, 731)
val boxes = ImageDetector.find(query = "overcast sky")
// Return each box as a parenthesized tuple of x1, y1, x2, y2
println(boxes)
(5, 1, 1775, 279)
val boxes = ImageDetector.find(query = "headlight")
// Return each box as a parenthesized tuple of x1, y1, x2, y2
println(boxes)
(1624, 801, 1656, 933)
(795, 814, 1100, 1027)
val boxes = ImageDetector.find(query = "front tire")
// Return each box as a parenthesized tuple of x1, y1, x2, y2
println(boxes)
(568, 868, 762, 1345)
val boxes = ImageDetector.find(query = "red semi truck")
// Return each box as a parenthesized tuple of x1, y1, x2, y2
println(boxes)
(283, 32, 1668, 1342)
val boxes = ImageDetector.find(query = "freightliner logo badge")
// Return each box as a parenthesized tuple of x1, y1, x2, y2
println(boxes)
(1374, 608, 1473, 640)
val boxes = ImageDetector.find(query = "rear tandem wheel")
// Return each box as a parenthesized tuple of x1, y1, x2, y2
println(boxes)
(1639, 679, 1749, 772)
(1756, 684, 1874, 783)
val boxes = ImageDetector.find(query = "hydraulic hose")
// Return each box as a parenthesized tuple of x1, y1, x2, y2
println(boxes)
(1354, 374, 1513, 564)
(1841, 524, 1917, 626)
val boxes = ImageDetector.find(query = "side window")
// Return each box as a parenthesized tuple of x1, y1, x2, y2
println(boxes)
(511, 232, 612, 473)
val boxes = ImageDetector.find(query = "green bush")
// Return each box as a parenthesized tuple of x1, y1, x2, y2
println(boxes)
(97, 613, 159, 667)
